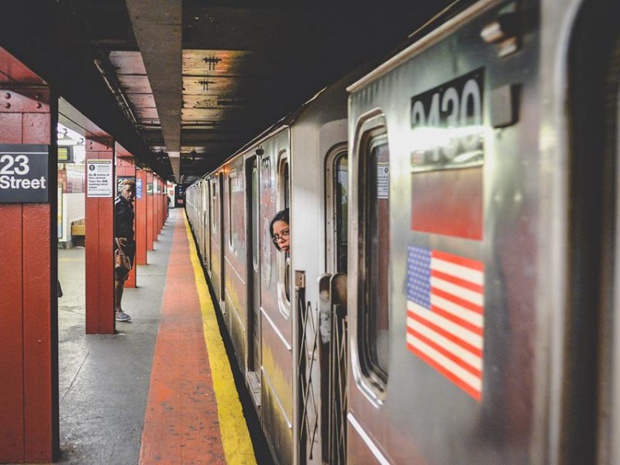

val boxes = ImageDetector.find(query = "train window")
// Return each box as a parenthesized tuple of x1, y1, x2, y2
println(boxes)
(280, 160, 290, 208)
(360, 129, 390, 388)
(325, 146, 348, 274)
(228, 173, 234, 252)
(251, 162, 259, 269)
(278, 154, 291, 308)
(211, 179, 219, 234)
(227, 170, 244, 255)
(335, 152, 348, 273)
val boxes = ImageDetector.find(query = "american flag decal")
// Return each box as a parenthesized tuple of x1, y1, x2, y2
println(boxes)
(406, 246, 485, 401)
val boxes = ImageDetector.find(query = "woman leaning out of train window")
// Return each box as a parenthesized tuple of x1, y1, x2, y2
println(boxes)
(270, 208, 290, 253)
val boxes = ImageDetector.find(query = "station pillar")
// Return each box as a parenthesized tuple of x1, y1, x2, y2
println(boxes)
(116, 154, 137, 288)
(85, 136, 115, 334)
(146, 171, 154, 251)
(135, 168, 148, 265)
(0, 48, 59, 463)
(155, 177, 161, 237)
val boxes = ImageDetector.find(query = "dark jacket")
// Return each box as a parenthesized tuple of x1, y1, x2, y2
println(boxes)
(115, 194, 134, 240)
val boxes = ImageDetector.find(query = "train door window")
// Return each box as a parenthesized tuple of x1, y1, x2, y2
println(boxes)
(252, 162, 259, 270)
(281, 157, 290, 209)
(228, 170, 242, 255)
(202, 180, 209, 264)
(326, 146, 349, 274)
(211, 178, 219, 234)
(207, 179, 212, 272)
(359, 123, 390, 389)
(278, 153, 291, 309)
(248, 156, 262, 376)
(228, 172, 234, 251)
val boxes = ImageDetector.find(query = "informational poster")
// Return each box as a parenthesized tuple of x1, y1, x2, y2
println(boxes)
(65, 164, 85, 193)
(86, 159, 113, 197)
(57, 186, 63, 238)
(377, 162, 389, 199)
(136, 178, 143, 199)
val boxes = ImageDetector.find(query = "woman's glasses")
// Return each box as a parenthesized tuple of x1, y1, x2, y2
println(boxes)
(272, 229, 289, 243)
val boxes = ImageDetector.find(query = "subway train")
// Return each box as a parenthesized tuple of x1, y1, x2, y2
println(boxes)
(185, 0, 620, 463)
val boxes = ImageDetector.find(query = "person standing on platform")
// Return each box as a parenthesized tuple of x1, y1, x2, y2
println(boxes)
(114, 179, 136, 322)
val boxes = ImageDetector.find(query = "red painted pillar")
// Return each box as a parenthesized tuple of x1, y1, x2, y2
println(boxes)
(153, 176, 160, 243)
(0, 48, 59, 463)
(161, 181, 166, 225)
(146, 171, 154, 250)
(156, 178, 163, 235)
(115, 155, 136, 288)
(162, 182, 167, 223)
(85, 136, 115, 334)
(153, 176, 159, 240)
(135, 168, 148, 265)
(165, 182, 170, 219)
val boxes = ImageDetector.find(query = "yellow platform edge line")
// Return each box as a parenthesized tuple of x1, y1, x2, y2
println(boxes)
(183, 213, 258, 465)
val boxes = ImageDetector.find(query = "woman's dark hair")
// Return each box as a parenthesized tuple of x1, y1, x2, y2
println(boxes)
(270, 208, 289, 251)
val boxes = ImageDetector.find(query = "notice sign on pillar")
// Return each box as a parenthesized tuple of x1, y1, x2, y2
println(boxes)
(0, 144, 49, 203)
(87, 159, 113, 197)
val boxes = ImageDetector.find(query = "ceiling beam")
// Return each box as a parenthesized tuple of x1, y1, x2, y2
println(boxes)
(125, 0, 182, 182)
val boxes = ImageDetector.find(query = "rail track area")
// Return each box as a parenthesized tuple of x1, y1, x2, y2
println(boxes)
(52, 208, 271, 465)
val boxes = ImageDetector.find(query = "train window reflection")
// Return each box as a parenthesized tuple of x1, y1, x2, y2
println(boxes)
(360, 133, 390, 387)
(211, 179, 219, 233)
(228, 170, 244, 255)
(228, 173, 235, 252)
(335, 152, 348, 273)
(278, 156, 291, 306)
(252, 163, 259, 268)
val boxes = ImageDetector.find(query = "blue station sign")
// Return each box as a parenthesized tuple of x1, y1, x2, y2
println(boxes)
(0, 144, 49, 203)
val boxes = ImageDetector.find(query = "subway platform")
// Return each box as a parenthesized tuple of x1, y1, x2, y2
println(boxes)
(36, 208, 271, 465)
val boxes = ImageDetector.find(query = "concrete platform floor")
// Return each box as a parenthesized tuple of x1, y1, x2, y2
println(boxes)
(53, 216, 172, 464)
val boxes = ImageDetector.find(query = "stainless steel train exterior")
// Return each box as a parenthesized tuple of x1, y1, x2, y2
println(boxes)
(186, 0, 620, 463)
(186, 67, 359, 465)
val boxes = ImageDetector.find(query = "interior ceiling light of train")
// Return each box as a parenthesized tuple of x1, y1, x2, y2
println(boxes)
(0, 0, 455, 185)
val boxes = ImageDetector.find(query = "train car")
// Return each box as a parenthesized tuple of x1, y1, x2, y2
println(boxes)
(345, 0, 619, 464)
(187, 0, 620, 463)
(186, 66, 364, 464)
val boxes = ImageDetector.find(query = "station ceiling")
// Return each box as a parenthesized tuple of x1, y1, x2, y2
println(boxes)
(1, 0, 453, 184)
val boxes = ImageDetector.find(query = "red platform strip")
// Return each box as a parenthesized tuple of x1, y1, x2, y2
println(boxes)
(139, 214, 226, 464)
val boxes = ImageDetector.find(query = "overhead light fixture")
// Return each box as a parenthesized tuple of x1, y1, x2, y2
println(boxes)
(202, 56, 221, 71)
(199, 78, 215, 92)
(93, 58, 138, 127)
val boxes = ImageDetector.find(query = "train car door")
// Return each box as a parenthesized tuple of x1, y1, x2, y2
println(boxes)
(209, 174, 225, 304)
(210, 176, 216, 278)
(321, 145, 349, 464)
(567, 4, 620, 464)
(246, 155, 262, 405)
(206, 178, 212, 275)
(205, 179, 211, 274)
(604, 33, 620, 464)
(348, 111, 393, 464)
(217, 172, 225, 304)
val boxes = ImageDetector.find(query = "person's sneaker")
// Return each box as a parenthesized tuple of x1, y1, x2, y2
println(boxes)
(115, 310, 132, 322)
